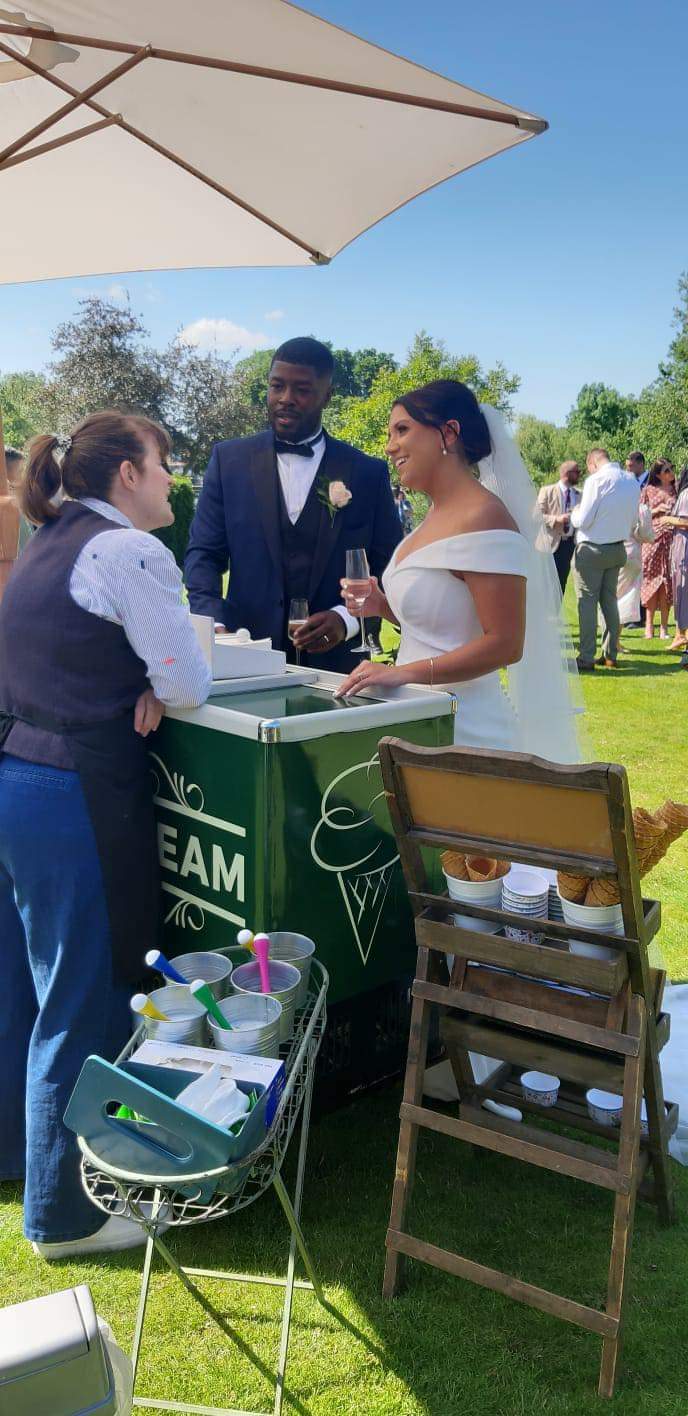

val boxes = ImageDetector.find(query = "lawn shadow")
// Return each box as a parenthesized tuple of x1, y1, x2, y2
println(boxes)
(123, 1082, 687, 1416)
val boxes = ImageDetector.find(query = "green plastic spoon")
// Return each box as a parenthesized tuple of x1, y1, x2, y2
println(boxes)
(190, 978, 233, 1030)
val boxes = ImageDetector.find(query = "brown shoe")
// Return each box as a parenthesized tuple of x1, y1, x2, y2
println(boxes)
(594, 656, 618, 668)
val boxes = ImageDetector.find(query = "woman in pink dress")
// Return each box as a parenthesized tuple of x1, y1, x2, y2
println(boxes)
(640, 459, 676, 638)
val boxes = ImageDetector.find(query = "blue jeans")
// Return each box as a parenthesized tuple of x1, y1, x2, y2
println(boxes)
(0, 755, 130, 1242)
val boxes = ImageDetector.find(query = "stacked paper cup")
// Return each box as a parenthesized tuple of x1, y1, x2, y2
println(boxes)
(502, 868, 550, 942)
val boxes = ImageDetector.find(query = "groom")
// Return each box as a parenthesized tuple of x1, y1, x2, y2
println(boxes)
(184, 337, 401, 672)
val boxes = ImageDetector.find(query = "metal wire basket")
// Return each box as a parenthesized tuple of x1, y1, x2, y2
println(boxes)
(79, 958, 328, 1226)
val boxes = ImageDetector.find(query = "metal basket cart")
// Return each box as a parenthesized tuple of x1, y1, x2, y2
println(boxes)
(76, 958, 329, 1416)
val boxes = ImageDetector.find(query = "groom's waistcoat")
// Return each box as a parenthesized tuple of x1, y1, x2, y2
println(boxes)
(277, 472, 324, 613)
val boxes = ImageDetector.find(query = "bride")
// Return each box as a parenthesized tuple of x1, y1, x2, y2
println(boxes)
(336, 378, 579, 765)
(337, 379, 580, 1108)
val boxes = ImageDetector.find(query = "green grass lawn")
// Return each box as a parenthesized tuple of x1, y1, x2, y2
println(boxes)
(1, 622, 686, 1415)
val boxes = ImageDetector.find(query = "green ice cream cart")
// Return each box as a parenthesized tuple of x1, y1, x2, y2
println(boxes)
(152, 667, 455, 1097)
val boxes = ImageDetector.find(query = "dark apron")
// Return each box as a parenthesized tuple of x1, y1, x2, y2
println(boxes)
(0, 707, 158, 988)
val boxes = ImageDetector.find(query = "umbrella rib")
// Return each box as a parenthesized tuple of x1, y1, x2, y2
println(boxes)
(0, 44, 149, 166)
(0, 21, 546, 131)
(0, 114, 121, 171)
(0, 39, 328, 263)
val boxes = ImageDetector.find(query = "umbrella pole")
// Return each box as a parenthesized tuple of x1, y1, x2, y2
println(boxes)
(0, 407, 20, 600)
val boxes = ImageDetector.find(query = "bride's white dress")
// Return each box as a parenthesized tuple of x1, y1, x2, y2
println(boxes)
(384, 526, 529, 1109)
(383, 527, 529, 748)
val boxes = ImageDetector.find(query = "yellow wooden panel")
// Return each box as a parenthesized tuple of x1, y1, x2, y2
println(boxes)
(401, 765, 615, 862)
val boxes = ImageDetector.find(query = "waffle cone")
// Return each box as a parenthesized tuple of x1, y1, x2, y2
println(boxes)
(585, 876, 621, 907)
(465, 855, 510, 882)
(557, 870, 591, 903)
(637, 836, 671, 876)
(632, 807, 666, 856)
(441, 851, 469, 880)
(655, 800, 688, 845)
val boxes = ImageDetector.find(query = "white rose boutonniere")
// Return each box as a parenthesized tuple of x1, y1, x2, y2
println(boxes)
(317, 474, 352, 523)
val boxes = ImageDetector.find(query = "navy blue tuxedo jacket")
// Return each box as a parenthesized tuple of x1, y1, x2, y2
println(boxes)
(184, 430, 402, 672)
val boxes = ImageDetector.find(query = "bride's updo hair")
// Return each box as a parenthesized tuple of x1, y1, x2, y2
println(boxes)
(394, 380, 492, 465)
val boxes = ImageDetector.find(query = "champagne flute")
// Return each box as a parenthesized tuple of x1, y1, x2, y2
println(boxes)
(346, 548, 371, 655)
(288, 597, 309, 666)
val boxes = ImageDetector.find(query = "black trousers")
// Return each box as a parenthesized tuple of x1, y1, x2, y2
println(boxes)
(553, 537, 575, 593)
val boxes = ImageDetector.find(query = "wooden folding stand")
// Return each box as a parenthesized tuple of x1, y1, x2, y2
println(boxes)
(378, 740, 677, 1398)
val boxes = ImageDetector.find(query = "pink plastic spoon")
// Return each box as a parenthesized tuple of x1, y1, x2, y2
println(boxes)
(253, 932, 272, 993)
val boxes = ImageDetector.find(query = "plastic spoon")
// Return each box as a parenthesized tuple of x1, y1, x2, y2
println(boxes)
(131, 992, 171, 1023)
(253, 932, 272, 993)
(144, 948, 188, 985)
(189, 978, 233, 1030)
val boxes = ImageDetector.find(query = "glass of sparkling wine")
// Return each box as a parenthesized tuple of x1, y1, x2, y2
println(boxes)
(346, 548, 371, 655)
(288, 598, 309, 666)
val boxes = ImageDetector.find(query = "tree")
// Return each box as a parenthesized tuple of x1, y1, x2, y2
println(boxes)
(330, 346, 397, 399)
(627, 272, 688, 468)
(162, 341, 255, 473)
(0, 370, 47, 448)
(632, 378, 688, 470)
(43, 297, 167, 431)
(662, 269, 688, 379)
(515, 414, 591, 487)
(328, 332, 520, 459)
(154, 475, 196, 569)
(566, 382, 638, 461)
(234, 348, 274, 429)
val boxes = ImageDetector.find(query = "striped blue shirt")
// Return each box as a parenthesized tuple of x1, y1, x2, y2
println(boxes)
(70, 499, 211, 708)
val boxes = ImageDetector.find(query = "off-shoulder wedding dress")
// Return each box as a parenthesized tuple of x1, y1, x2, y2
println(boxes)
(383, 528, 529, 749)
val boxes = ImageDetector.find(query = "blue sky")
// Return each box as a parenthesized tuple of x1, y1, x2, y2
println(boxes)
(2, 0, 687, 423)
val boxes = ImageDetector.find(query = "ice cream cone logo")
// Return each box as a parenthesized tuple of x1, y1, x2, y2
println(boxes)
(310, 754, 399, 966)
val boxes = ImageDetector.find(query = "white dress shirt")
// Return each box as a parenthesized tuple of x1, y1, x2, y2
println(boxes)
(70, 498, 212, 707)
(570, 463, 640, 545)
(275, 430, 357, 639)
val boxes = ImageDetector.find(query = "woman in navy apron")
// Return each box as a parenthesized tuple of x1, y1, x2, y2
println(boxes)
(0, 411, 211, 1258)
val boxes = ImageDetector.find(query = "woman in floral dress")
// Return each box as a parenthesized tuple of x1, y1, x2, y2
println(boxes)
(640, 459, 676, 638)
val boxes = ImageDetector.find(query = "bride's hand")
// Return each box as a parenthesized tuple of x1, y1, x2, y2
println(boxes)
(334, 660, 410, 698)
(340, 573, 385, 618)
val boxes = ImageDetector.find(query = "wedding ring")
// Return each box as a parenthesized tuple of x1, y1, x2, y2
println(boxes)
(322, 633, 329, 645)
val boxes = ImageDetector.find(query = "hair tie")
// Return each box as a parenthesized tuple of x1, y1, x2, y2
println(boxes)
(55, 434, 72, 457)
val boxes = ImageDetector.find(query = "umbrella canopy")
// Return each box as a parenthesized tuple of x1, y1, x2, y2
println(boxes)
(0, 0, 546, 284)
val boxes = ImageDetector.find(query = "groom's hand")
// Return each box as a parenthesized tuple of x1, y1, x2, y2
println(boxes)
(292, 610, 346, 655)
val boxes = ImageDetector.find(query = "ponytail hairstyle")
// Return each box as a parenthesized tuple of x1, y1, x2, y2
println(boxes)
(393, 379, 492, 466)
(22, 410, 171, 526)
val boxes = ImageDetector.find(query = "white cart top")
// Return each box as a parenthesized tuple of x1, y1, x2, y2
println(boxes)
(165, 668, 456, 743)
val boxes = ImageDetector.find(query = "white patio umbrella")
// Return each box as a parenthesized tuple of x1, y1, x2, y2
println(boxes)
(0, 0, 547, 573)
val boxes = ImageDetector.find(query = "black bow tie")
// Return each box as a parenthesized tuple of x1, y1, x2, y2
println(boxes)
(274, 434, 323, 458)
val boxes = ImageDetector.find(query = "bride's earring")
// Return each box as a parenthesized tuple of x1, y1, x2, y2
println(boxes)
(441, 447, 448, 456)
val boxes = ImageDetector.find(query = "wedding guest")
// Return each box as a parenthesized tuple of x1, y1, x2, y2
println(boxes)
(185, 336, 401, 670)
(569, 447, 640, 669)
(0, 412, 211, 1260)
(663, 466, 688, 652)
(640, 459, 676, 639)
(537, 460, 581, 592)
(625, 450, 649, 490)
